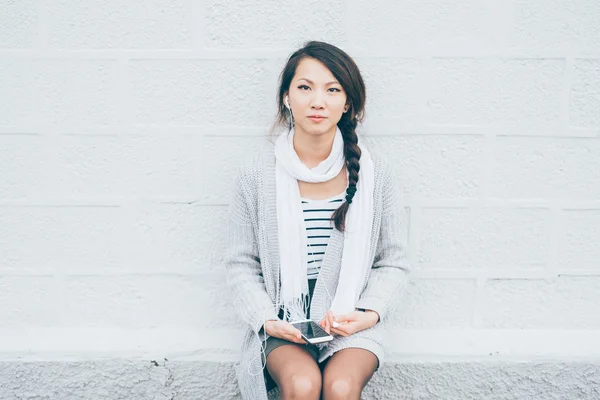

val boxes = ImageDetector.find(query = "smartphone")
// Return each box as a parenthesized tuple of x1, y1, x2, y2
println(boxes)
(291, 319, 334, 344)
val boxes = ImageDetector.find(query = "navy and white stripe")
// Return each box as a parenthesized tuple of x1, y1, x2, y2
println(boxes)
(302, 191, 345, 280)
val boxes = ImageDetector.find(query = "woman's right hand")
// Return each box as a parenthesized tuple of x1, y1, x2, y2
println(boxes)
(264, 320, 306, 344)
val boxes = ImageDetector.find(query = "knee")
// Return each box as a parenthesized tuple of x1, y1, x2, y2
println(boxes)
(323, 377, 359, 399)
(281, 372, 321, 400)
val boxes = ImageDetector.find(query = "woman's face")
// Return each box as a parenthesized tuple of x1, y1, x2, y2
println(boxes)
(286, 57, 348, 138)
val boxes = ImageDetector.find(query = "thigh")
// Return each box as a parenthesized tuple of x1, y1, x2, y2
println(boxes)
(265, 343, 322, 397)
(322, 348, 379, 392)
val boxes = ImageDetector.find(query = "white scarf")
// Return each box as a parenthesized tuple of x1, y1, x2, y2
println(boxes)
(274, 125, 374, 321)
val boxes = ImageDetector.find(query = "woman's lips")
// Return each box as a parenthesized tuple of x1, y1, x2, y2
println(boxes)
(308, 116, 326, 122)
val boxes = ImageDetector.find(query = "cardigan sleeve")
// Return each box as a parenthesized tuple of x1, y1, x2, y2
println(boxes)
(355, 164, 412, 321)
(223, 167, 279, 341)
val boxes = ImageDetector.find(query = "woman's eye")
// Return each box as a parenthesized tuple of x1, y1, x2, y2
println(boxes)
(297, 85, 341, 92)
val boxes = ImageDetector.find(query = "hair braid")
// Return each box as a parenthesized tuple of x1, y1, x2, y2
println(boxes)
(332, 116, 360, 232)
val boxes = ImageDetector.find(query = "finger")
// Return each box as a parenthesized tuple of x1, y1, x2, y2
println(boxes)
(331, 312, 344, 328)
(283, 325, 300, 339)
(330, 327, 348, 337)
(321, 313, 331, 334)
(332, 324, 346, 335)
(288, 329, 303, 343)
(333, 322, 355, 336)
(338, 326, 353, 336)
(334, 313, 353, 323)
(327, 311, 335, 327)
(295, 331, 308, 344)
(293, 328, 302, 339)
(285, 333, 300, 343)
(289, 334, 304, 344)
(284, 323, 299, 334)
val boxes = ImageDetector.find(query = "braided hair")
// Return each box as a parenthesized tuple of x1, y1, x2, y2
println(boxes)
(331, 112, 361, 232)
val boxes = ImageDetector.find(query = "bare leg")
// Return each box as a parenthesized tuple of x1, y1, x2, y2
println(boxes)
(266, 344, 322, 400)
(321, 348, 378, 400)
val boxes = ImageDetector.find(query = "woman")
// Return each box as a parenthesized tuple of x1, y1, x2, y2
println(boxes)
(225, 40, 411, 400)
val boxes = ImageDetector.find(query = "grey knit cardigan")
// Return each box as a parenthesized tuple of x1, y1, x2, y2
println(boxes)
(224, 139, 411, 400)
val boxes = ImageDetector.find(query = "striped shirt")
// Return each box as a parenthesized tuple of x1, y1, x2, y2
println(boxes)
(301, 191, 345, 280)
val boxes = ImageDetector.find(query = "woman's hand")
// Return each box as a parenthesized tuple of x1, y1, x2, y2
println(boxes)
(318, 310, 336, 334)
(264, 320, 306, 344)
(320, 310, 380, 337)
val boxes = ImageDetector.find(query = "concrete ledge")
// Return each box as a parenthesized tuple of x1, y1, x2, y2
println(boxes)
(1, 328, 599, 399)
(1, 357, 599, 399)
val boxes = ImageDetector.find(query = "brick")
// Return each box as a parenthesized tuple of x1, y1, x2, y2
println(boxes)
(558, 209, 600, 272)
(125, 204, 228, 274)
(200, 135, 270, 203)
(482, 276, 600, 328)
(490, 137, 600, 200)
(510, 0, 600, 50)
(0, 204, 229, 275)
(354, 58, 423, 120)
(570, 59, 600, 128)
(0, 206, 128, 274)
(53, 134, 203, 198)
(63, 274, 238, 329)
(33, 59, 120, 126)
(0, 135, 55, 200)
(349, 0, 495, 49)
(204, 0, 345, 49)
(0, 0, 37, 48)
(0, 60, 36, 126)
(418, 207, 551, 270)
(373, 135, 485, 199)
(130, 60, 271, 126)
(390, 279, 476, 328)
(0, 60, 118, 127)
(47, 0, 192, 49)
(0, 276, 56, 326)
(428, 58, 564, 127)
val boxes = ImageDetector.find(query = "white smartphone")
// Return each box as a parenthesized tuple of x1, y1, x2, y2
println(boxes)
(291, 319, 334, 344)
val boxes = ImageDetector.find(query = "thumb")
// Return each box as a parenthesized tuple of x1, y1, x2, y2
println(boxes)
(291, 327, 301, 338)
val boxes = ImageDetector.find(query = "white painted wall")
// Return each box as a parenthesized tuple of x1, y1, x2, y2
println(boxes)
(1, 0, 599, 398)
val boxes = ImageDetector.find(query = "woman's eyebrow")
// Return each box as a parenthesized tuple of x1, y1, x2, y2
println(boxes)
(298, 78, 340, 85)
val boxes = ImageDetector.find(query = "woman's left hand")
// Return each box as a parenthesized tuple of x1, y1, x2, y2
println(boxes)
(323, 310, 380, 337)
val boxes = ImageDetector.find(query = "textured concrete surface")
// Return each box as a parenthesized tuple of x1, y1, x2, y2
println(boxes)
(1, 327, 599, 399)
(0, 358, 598, 400)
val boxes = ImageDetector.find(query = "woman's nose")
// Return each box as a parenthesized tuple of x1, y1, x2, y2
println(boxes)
(310, 91, 326, 108)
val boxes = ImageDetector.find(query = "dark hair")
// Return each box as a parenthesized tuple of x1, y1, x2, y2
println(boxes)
(271, 40, 367, 232)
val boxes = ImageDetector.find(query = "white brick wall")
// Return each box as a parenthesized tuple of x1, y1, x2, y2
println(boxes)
(1, 0, 599, 397)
